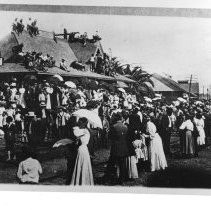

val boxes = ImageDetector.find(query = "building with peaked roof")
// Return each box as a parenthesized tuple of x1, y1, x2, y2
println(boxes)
(0, 29, 134, 83)
(69, 40, 103, 65)
(151, 73, 187, 101)
(178, 80, 199, 97)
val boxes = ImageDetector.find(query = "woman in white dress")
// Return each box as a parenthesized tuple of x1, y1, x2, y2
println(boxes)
(145, 116, 167, 172)
(193, 112, 205, 146)
(71, 117, 94, 185)
(179, 114, 195, 156)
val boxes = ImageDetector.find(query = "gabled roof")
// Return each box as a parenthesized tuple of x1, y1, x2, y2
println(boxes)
(69, 40, 102, 64)
(152, 73, 187, 92)
(12, 30, 77, 67)
(178, 82, 199, 95)
(0, 33, 18, 61)
(0, 30, 135, 84)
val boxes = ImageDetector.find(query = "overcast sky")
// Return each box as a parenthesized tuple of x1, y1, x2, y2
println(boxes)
(0, 10, 211, 92)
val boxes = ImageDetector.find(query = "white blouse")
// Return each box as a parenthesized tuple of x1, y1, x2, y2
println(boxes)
(179, 119, 194, 131)
(73, 127, 90, 145)
(146, 121, 157, 138)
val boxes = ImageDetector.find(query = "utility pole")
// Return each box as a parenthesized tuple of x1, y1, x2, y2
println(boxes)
(203, 86, 205, 100)
(188, 74, 192, 99)
(207, 88, 209, 101)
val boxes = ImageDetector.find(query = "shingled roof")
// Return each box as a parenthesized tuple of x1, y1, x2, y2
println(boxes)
(178, 82, 199, 95)
(12, 30, 77, 67)
(69, 40, 103, 64)
(0, 33, 18, 61)
(0, 30, 135, 83)
(152, 73, 187, 92)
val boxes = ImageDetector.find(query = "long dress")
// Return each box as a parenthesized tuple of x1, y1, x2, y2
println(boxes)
(179, 120, 195, 155)
(146, 121, 168, 172)
(70, 127, 94, 186)
(194, 118, 205, 146)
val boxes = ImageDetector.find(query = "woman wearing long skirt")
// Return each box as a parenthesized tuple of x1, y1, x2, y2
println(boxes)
(193, 113, 205, 146)
(179, 114, 195, 157)
(145, 116, 167, 172)
(70, 118, 94, 186)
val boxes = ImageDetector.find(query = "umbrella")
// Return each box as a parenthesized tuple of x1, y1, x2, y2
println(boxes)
(195, 101, 203, 105)
(73, 109, 102, 129)
(177, 97, 187, 103)
(53, 138, 74, 148)
(116, 81, 128, 88)
(118, 88, 126, 93)
(53, 74, 64, 81)
(65, 81, 76, 88)
(144, 97, 152, 103)
(47, 74, 64, 84)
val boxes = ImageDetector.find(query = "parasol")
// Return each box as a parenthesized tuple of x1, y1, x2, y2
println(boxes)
(47, 74, 64, 84)
(116, 81, 128, 88)
(177, 97, 187, 103)
(195, 101, 203, 105)
(73, 109, 102, 129)
(65, 81, 76, 88)
(144, 97, 152, 103)
(118, 88, 126, 93)
(53, 74, 64, 81)
(53, 138, 74, 148)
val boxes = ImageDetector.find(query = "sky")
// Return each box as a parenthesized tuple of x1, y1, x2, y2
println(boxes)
(1, 9, 211, 92)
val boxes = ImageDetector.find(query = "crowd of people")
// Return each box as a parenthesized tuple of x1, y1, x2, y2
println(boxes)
(22, 51, 56, 71)
(0, 75, 210, 185)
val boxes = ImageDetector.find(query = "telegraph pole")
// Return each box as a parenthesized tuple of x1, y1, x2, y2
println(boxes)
(203, 86, 205, 100)
(188, 74, 192, 98)
(207, 88, 209, 101)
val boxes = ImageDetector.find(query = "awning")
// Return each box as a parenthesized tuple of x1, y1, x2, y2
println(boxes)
(0, 63, 136, 83)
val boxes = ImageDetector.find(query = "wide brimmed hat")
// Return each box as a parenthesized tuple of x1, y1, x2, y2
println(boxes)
(10, 83, 16, 87)
(26, 111, 36, 117)
(40, 101, 46, 107)
(57, 106, 66, 111)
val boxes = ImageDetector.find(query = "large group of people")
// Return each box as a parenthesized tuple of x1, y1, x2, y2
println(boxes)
(0, 75, 209, 186)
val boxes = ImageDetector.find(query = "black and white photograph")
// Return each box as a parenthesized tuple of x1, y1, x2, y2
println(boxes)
(0, 1, 211, 192)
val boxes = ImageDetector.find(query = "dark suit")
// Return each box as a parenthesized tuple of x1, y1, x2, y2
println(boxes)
(106, 121, 129, 182)
(160, 115, 172, 155)
(4, 123, 16, 156)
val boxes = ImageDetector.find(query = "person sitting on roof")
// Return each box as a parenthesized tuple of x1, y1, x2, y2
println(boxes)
(60, 59, 68, 71)
(12, 18, 18, 33)
(70, 60, 85, 71)
(16, 19, 24, 35)
(68, 32, 79, 43)
(93, 30, 102, 42)
(82, 32, 88, 46)
(27, 19, 39, 37)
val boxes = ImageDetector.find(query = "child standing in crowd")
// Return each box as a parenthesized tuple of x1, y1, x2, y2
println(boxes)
(4, 116, 16, 161)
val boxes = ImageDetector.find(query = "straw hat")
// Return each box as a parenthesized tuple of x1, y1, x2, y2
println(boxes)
(26, 111, 36, 117)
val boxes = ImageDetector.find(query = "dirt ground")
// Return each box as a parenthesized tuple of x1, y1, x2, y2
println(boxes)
(0, 135, 211, 188)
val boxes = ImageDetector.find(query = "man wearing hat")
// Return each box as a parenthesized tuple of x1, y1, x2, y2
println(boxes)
(106, 112, 129, 184)
(60, 59, 68, 71)
(25, 111, 39, 147)
(55, 106, 70, 139)
(160, 107, 173, 156)
(3, 116, 16, 161)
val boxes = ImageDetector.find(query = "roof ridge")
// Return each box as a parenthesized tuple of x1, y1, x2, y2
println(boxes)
(153, 73, 187, 92)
